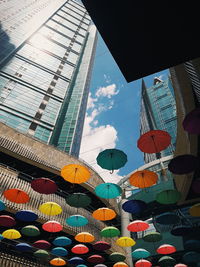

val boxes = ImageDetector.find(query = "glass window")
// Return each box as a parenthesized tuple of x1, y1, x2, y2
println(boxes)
(47, 20, 74, 38)
(67, 52, 79, 64)
(34, 125, 51, 142)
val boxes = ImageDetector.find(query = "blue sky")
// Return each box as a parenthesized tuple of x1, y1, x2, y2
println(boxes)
(80, 33, 169, 183)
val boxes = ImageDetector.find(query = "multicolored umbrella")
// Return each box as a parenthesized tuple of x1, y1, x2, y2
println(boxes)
(68, 257, 85, 265)
(129, 170, 158, 188)
(122, 199, 147, 214)
(95, 183, 122, 199)
(2, 229, 21, 239)
(3, 188, 29, 203)
(132, 248, 150, 259)
(15, 243, 32, 252)
(51, 247, 68, 256)
(65, 193, 91, 208)
(66, 215, 88, 227)
(53, 236, 72, 246)
(100, 226, 120, 238)
(15, 210, 38, 222)
(42, 220, 63, 232)
(155, 212, 180, 225)
(168, 154, 198, 174)
(87, 255, 105, 264)
(182, 107, 200, 134)
(50, 258, 66, 266)
(61, 164, 91, 184)
(156, 189, 181, 204)
(39, 202, 62, 216)
(127, 220, 149, 232)
(135, 259, 152, 267)
(34, 249, 49, 258)
(0, 200, 5, 211)
(109, 252, 126, 262)
(71, 244, 89, 254)
(143, 232, 162, 242)
(157, 244, 176, 254)
(113, 262, 128, 267)
(158, 256, 176, 266)
(92, 208, 116, 221)
(21, 225, 40, 237)
(75, 232, 95, 243)
(116, 237, 136, 247)
(33, 240, 51, 249)
(31, 177, 58, 194)
(189, 203, 200, 217)
(0, 215, 16, 227)
(93, 241, 111, 251)
(183, 251, 200, 263)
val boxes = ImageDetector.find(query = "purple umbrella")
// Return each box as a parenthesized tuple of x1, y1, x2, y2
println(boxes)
(182, 107, 200, 134)
(168, 154, 198, 174)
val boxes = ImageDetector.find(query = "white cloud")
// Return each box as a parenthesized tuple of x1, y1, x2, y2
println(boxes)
(95, 84, 119, 99)
(87, 92, 97, 109)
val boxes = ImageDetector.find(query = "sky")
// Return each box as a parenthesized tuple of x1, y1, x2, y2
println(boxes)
(79, 33, 169, 183)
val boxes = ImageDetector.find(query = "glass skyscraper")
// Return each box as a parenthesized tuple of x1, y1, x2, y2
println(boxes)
(0, 0, 97, 157)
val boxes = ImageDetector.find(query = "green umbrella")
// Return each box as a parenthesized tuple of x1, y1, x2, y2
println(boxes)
(100, 226, 120, 238)
(34, 249, 49, 258)
(143, 232, 162, 242)
(158, 256, 176, 266)
(109, 252, 126, 262)
(65, 193, 91, 208)
(21, 225, 40, 237)
(156, 189, 181, 204)
(96, 149, 127, 173)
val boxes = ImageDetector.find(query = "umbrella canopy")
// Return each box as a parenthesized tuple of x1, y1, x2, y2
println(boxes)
(143, 232, 162, 242)
(137, 130, 171, 153)
(15, 210, 38, 222)
(33, 240, 51, 249)
(174, 264, 188, 267)
(92, 208, 116, 221)
(75, 232, 95, 243)
(39, 202, 62, 216)
(87, 255, 105, 264)
(34, 249, 49, 258)
(65, 193, 91, 208)
(95, 183, 122, 199)
(129, 170, 158, 188)
(95, 265, 107, 267)
(71, 244, 89, 254)
(192, 178, 200, 194)
(122, 199, 147, 214)
(0, 215, 16, 227)
(157, 244, 176, 254)
(184, 239, 200, 250)
(42, 220, 63, 232)
(155, 212, 180, 225)
(3, 188, 29, 203)
(21, 225, 40, 237)
(50, 258, 66, 266)
(171, 225, 193, 236)
(135, 259, 152, 267)
(0, 234, 4, 240)
(31, 177, 58, 194)
(77, 265, 87, 267)
(189, 203, 200, 217)
(2, 229, 21, 239)
(101, 226, 120, 238)
(116, 237, 136, 247)
(0, 200, 5, 211)
(93, 241, 111, 251)
(51, 247, 68, 257)
(109, 252, 126, 262)
(158, 256, 176, 266)
(61, 164, 91, 184)
(68, 257, 85, 265)
(156, 189, 181, 204)
(182, 107, 200, 134)
(168, 154, 198, 175)
(127, 220, 149, 232)
(53, 236, 72, 246)
(66, 215, 88, 227)
(96, 149, 127, 172)
(113, 262, 128, 267)
(183, 251, 200, 263)
(15, 242, 32, 252)
(132, 248, 150, 259)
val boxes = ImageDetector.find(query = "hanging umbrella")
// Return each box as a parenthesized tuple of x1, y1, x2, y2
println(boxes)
(39, 202, 62, 216)
(65, 193, 91, 208)
(51, 247, 68, 256)
(3, 188, 30, 203)
(109, 252, 126, 262)
(96, 149, 127, 173)
(95, 183, 122, 199)
(66, 215, 88, 227)
(132, 248, 150, 259)
(127, 220, 149, 232)
(92, 208, 116, 221)
(158, 256, 176, 266)
(189, 203, 200, 217)
(0, 234, 4, 241)
(171, 225, 193, 236)
(2, 229, 21, 239)
(129, 170, 158, 188)
(143, 232, 162, 242)
(71, 244, 89, 254)
(0, 200, 5, 211)
(50, 258, 66, 266)
(68, 257, 85, 265)
(87, 255, 105, 264)
(168, 154, 198, 175)
(135, 259, 152, 267)
(182, 107, 200, 134)
(101, 226, 120, 238)
(156, 189, 181, 204)
(174, 264, 188, 267)
(113, 262, 128, 267)
(33, 240, 51, 249)
(61, 164, 91, 184)
(184, 239, 200, 251)
(42, 220, 63, 232)
(34, 249, 49, 258)
(77, 265, 87, 267)
(155, 212, 180, 225)
(0, 215, 16, 227)
(93, 241, 111, 251)
(116, 237, 136, 247)
(95, 265, 107, 267)
(31, 177, 58, 194)
(53, 236, 72, 246)
(15, 243, 32, 252)
(21, 225, 40, 237)
(122, 199, 147, 214)
(75, 232, 95, 243)
(157, 244, 176, 254)
(15, 210, 38, 222)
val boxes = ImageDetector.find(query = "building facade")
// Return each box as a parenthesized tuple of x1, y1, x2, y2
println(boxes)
(0, 0, 97, 157)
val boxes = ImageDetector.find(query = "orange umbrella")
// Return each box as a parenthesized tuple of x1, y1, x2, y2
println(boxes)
(50, 258, 66, 266)
(75, 232, 95, 243)
(3, 188, 30, 204)
(61, 164, 91, 184)
(92, 208, 116, 221)
(113, 262, 128, 267)
(129, 170, 158, 188)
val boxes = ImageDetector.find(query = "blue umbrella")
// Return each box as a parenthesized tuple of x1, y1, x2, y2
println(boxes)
(68, 257, 85, 265)
(95, 183, 122, 199)
(132, 248, 150, 259)
(0, 200, 5, 211)
(155, 212, 180, 225)
(0, 234, 4, 241)
(53, 236, 72, 246)
(183, 251, 200, 263)
(77, 265, 88, 267)
(122, 200, 147, 214)
(15, 210, 38, 222)
(15, 243, 32, 252)
(184, 239, 200, 251)
(66, 215, 88, 227)
(51, 247, 68, 256)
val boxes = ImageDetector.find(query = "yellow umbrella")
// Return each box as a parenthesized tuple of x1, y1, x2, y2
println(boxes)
(116, 237, 136, 247)
(39, 202, 62, 216)
(2, 229, 21, 239)
(75, 232, 95, 243)
(189, 203, 200, 217)
(61, 164, 91, 184)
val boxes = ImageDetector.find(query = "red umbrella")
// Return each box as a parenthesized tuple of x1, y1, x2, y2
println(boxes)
(42, 220, 62, 233)
(31, 178, 58, 194)
(3, 188, 30, 204)
(87, 255, 105, 264)
(93, 241, 111, 251)
(135, 259, 152, 267)
(127, 220, 149, 232)
(174, 264, 188, 267)
(0, 215, 16, 227)
(157, 244, 176, 254)
(137, 130, 171, 153)
(33, 240, 51, 249)
(71, 244, 89, 254)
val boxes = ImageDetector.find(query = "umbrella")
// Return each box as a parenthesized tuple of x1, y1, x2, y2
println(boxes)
(0, 200, 5, 211)
(71, 244, 89, 254)
(156, 189, 181, 204)
(33, 240, 51, 249)
(155, 212, 180, 225)
(100, 226, 120, 238)
(109, 252, 126, 262)
(31, 177, 58, 194)
(51, 247, 68, 256)
(122, 199, 147, 214)
(66, 215, 88, 227)
(93, 241, 111, 251)
(157, 244, 176, 254)
(42, 220, 63, 232)
(61, 164, 91, 184)
(65, 193, 91, 208)
(135, 259, 152, 267)
(0, 234, 4, 240)
(87, 255, 105, 264)
(143, 232, 162, 242)
(77, 265, 87, 267)
(129, 170, 158, 188)
(75, 232, 95, 243)
(34, 249, 49, 258)
(137, 130, 171, 153)
(171, 225, 193, 236)
(168, 154, 198, 174)
(113, 262, 128, 267)
(15, 243, 32, 252)
(132, 248, 150, 259)
(21, 225, 40, 237)
(182, 107, 200, 134)
(0, 215, 16, 227)
(53, 236, 72, 246)
(174, 265, 188, 267)
(3, 188, 29, 203)
(95, 183, 122, 199)
(39, 202, 62, 216)
(127, 220, 149, 232)
(183, 251, 200, 263)
(2, 229, 21, 239)
(96, 149, 127, 173)
(158, 256, 176, 266)
(192, 178, 200, 194)
(15, 210, 38, 222)
(92, 208, 116, 221)
(189, 203, 200, 217)
(184, 239, 200, 251)
(68, 257, 85, 265)
(116, 237, 136, 247)
(95, 265, 107, 267)
(50, 258, 66, 266)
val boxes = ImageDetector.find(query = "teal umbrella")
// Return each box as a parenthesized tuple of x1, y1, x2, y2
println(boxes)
(66, 215, 88, 227)
(95, 183, 122, 199)
(158, 256, 176, 266)
(53, 236, 72, 246)
(0, 200, 5, 211)
(132, 248, 150, 259)
(156, 190, 181, 204)
(51, 247, 68, 256)
(96, 149, 127, 173)
(66, 193, 91, 208)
